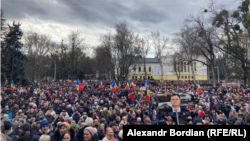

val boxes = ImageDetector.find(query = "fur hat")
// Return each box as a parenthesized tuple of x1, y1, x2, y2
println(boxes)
(60, 122, 70, 130)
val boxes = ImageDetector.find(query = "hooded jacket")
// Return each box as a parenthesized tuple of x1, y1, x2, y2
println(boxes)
(4, 109, 12, 122)
(51, 128, 77, 141)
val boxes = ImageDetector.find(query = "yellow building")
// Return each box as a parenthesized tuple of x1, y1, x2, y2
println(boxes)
(127, 57, 207, 80)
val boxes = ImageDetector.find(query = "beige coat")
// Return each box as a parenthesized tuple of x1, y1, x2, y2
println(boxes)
(102, 136, 112, 141)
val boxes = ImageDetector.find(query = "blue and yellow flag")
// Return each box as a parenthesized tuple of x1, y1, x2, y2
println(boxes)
(76, 79, 80, 90)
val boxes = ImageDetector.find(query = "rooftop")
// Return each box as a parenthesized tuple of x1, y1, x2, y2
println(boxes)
(137, 57, 159, 63)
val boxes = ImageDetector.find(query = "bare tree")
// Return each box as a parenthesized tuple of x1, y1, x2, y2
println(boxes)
(150, 31, 169, 81)
(139, 35, 150, 80)
(185, 13, 218, 87)
(23, 30, 56, 81)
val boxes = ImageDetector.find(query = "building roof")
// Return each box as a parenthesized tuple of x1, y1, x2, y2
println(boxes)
(138, 57, 159, 63)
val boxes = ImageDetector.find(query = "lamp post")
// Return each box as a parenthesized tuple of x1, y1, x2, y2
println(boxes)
(214, 67, 219, 83)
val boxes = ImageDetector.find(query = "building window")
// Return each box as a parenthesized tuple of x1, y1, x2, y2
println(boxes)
(194, 62, 197, 72)
(139, 67, 141, 72)
(184, 62, 186, 72)
(133, 66, 136, 72)
(188, 66, 190, 72)
(182, 76, 184, 79)
(185, 76, 187, 79)
(149, 67, 151, 72)
(144, 67, 146, 72)
(188, 76, 190, 79)
(132, 76, 134, 79)
(143, 76, 145, 80)
(181, 62, 183, 72)
(135, 76, 137, 79)
(148, 76, 150, 79)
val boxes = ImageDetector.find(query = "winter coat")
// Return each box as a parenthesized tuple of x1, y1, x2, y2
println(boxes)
(101, 111, 111, 121)
(72, 113, 81, 123)
(60, 112, 70, 120)
(4, 108, 12, 121)
(27, 112, 36, 119)
(37, 129, 53, 138)
(16, 132, 39, 141)
(5, 128, 18, 141)
(76, 126, 88, 141)
(51, 128, 77, 141)
(152, 118, 159, 125)
(70, 125, 80, 135)
(65, 108, 73, 117)
(11, 119, 19, 129)
(36, 114, 45, 121)
(98, 129, 106, 140)
(45, 115, 55, 123)
(11, 107, 19, 117)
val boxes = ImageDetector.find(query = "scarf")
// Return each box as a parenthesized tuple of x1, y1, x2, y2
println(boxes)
(5, 128, 13, 136)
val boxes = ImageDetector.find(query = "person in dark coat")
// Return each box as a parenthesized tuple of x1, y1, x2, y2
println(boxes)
(16, 123, 39, 141)
(37, 120, 53, 138)
(3, 121, 18, 141)
(51, 122, 77, 141)
(97, 123, 105, 140)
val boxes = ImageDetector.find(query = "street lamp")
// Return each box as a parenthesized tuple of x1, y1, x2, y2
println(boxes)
(214, 67, 219, 83)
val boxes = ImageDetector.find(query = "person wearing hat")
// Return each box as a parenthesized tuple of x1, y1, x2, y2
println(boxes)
(60, 110, 70, 121)
(70, 120, 80, 135)
(51, 122, 77, 141)
(1, 121, 15, 141)
(84, 127, 98, 141)
(101, 108, 110, 122)
(17, 123, 39, 141)
(37, 120, 53, 137)
(3, 121, 18, 141)
(193, 118, 204, 125)
(76, 117, 93, 141)
(4, 108, 12, 122)
(30, 122, 37, 135)
(11, 116, 20, 129)
(99, 116, 108, 129)
(110, 122, 119, 138)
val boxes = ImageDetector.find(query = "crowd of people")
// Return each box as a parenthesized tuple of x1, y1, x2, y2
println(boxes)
(0, 80, 250, 141)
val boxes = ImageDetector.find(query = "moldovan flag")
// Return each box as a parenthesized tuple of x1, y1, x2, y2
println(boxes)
(129, 87, 134, 100)
(76, 79, 80, 91)
(197, 82, 202, 93)
(126, 80, 129, 89)
(11, 81, 15, 91)
(100, 80, 104, 89)
(118, 80, 121, 89)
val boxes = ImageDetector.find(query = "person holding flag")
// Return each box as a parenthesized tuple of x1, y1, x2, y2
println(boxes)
(129, 84, 134, 100)
(11, 81, 15, 91)
(131, 79, 134, 90)
(146, 82, 150, 101)
(146, 80, 149, 89)
(76, 79, 80, 91)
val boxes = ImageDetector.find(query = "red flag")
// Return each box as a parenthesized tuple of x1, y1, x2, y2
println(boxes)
(129, 92, 134, 100)
(146, 94, 150, 101)
(79, 84, 83, 91)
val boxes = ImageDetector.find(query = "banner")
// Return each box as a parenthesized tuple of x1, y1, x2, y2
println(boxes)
(124, 125, 249, 139)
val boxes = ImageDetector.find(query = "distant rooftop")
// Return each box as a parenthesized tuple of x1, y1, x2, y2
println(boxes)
(137, 57, 159, 63)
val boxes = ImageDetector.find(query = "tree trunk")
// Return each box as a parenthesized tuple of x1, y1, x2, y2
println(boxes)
(191, 62, 196, 84)
(222, 61, 229, 83)
(144, 60, 147, 81)
(160, 62, 164, 81)
(211, 66, 216, 87)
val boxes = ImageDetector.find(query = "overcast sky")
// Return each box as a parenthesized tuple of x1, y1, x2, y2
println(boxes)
(2, 0, 237, 57)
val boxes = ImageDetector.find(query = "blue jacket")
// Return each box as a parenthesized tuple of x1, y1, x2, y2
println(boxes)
(4, 108, 12, 122)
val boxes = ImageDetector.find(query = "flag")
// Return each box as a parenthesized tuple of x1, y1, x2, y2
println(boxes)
(197, 82, 201, 93)
(79, 84, 83, 91)
(112, 80, 116, 91)
(70, 78, 72, 84)
(146, 80, 149, 89)
(140, 77, 142, 81)
(76, 79, 80, 91)
(126, 80, 129, 89)
(118, 80, 121, 89)
(145, 80, 148, 89)
(11, 81, 15, 91)
(100, 80, 104, 89)
(207, 88, 210, 94)
(67, 79, 69, 84)
(146, 82, 150, 101)
(131, 81, 134, 90)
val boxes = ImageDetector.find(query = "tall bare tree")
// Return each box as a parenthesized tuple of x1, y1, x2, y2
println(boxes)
(139, 35, 150, 80)
(150, 31, 169, 81)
